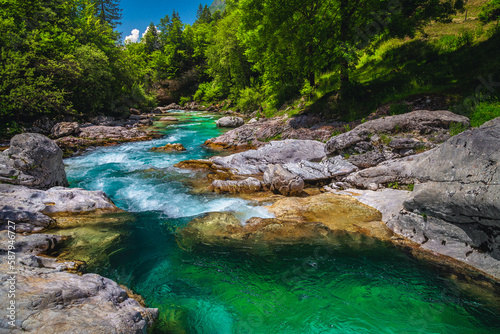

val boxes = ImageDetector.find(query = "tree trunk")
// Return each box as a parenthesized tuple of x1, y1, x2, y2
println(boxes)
(339, 0, 350, 95)
(309, 72, 315, 88)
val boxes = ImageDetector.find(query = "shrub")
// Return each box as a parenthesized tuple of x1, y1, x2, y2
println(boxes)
(237, 87, 264, 113)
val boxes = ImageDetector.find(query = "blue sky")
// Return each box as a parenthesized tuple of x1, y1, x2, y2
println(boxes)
(120, 0, 210, 42)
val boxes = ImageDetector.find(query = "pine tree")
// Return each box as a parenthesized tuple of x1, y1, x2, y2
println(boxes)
(94, 0, 122, 28)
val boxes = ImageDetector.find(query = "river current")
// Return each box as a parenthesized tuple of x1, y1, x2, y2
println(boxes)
(64, 111, 500, 334)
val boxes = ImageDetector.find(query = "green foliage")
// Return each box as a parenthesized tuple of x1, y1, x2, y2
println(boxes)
(236, 87, 264, 113)
(449, 122, 468, 136)
(479, 0, 500, 24)
(469, 99, 500, 127)
(437, 30, 475, 51)
(94, 0, 123, 28)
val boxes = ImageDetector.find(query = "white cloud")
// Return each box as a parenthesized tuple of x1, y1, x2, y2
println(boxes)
(142, 26, 150, 39)
(125, 29, 140, 43)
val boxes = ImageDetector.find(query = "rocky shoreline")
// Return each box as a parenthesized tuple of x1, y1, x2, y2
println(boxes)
(176, 110, 500, 285)
(0, 133, 158, 333)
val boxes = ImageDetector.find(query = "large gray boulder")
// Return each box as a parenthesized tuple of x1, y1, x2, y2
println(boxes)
(211, 139, 326, 175)
(283, 156, 358, 182)
(325, 110, 469, 156)
(0, 184, 120, 232)
(216, 116, 244, 128)
(388, 117, 500, 279)
(263, 164, 304, 196)
(0, 133, 68, 189)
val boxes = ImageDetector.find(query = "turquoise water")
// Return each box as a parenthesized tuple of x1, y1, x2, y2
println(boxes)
(65, 111, 500, 334)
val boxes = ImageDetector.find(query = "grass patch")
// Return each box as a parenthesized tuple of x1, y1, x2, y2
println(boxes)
(469, 99, 500, 126)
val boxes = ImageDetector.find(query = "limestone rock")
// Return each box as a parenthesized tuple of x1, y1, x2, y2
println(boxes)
(283, 156, 358, 182)
(177, 212, 336, 251)
(211, 139, 326, 175)
(78, 125, 148, 140)
(216, 116, 245, 128)
(348, 151, 387, 168)
(263, 165, 304, 196)
(51, 122, 80, 138)
(150, 143, 186, 152)
(386, 117, 500, 280)
(0, 184, 120, 232)
(210, 177, 262, 194)
(345, 150, 432, 189)
(0, 133, 68, 189)
(159, 116, 179, 122)
(325, 110, 469, 156)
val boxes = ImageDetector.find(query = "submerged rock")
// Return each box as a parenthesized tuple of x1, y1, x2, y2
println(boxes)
(177, 212, 337, 251)
(177, 193, 390, 252)
(0, 133, 68, 189)
(151, 143, 186, 152)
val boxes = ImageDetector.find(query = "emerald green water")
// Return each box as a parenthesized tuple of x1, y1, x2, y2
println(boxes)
(65, 111, 500, 334)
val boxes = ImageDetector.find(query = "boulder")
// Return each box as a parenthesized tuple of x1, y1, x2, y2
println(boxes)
(165, 103, 183, 111)
(150, 143, 186, 152)
(51, 122, 80, 138)
(210, 177, 262, 194)
(263, 165, 304, 196)
(159, 116, 179, 122)
(369, 117, 500, 280)
(216, 116, 245, 128)
(283, 156, 358, 182)
(90, 115, 116, 126)
(345, 150, 433, 189)
(325, 110, 469, 156)
(130, 108, 142, 115)
(0, 183, 121, 232)
(78, 126, 148, 140)
(211, 139, 326, 175)
(176, 212, 337, 251)
(0, 133, 68, 189)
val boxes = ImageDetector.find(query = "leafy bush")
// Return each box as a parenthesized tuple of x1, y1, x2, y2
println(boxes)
(237, 87, 264, 113)
(194, 81, 225, 103)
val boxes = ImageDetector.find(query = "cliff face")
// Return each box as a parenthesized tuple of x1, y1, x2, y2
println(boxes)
(209, 0, 226, 12)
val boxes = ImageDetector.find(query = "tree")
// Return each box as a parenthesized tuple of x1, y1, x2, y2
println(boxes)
(143, 22, 160, 54)
(196, 4, 212, 24)
(94, 0, 122, 28)
(237, 0, 464, 102)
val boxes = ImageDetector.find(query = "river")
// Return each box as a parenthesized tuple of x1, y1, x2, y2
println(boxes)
(63, 111, 500, 334)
